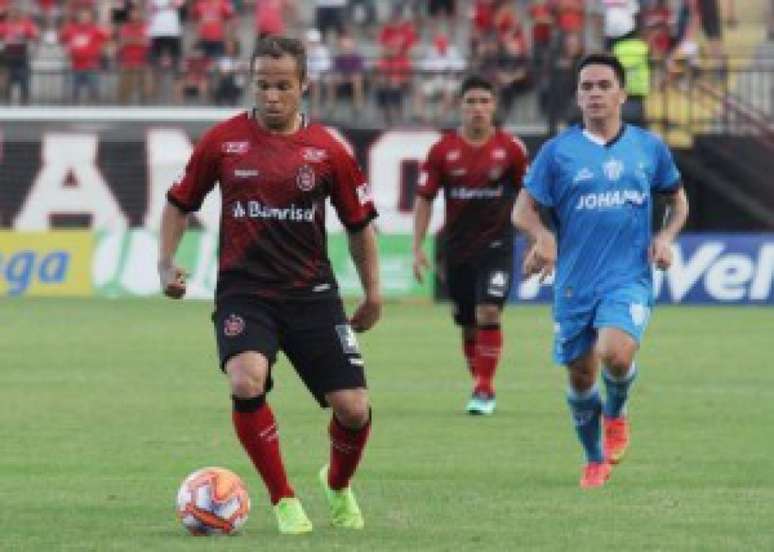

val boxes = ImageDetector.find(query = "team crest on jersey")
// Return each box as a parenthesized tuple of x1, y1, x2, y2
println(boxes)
(223, 314, 245, 337)
(296, 164, 316, 191)
(603, 158, 625, 181)
(446, 149, 461, 162)
(222, 141, 250, 154)
(301, 147, 328, 163)
(492, 148, 506, 160)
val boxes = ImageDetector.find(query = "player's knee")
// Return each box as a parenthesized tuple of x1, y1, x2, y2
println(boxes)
(331, 389, 370, 429)
(475, 304, 501, 326)
(226, 353, 268, 398)
(598, 347, 633, 375)
(568, 369, 596, 392)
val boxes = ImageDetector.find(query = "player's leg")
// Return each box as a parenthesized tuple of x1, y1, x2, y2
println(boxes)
(466, 304, 502, 415)
(594, 291, 651, 464)
(597, 328, 638, 464)
(556, 316, 611, 488)
(461, 325, 477, 378)
(213, 302, 310, 534)
(467, 247, 513, 414)
(447, 263, 481, 407)
(281, 297, 370, 529)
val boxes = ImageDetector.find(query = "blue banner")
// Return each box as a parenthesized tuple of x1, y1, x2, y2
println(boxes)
(509, 233, 774, 305)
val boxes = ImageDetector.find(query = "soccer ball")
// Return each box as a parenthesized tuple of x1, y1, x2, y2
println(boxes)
(175, 467, 250, 535)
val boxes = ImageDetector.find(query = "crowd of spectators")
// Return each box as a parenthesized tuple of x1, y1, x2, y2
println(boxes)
(0, 0, 744, 127)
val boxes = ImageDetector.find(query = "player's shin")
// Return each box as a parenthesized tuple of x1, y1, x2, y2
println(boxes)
(566, 385, 604, 463)
(602, 363, 637, 418)
(474, 324, 502, 397)
(231, 395, 295, 504)
(328, 410, 371, 490)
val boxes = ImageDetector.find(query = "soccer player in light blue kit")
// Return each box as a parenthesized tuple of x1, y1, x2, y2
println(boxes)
(512, 53, 689, 488)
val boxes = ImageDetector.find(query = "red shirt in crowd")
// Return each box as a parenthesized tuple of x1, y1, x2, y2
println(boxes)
(255, 0, 286, 36)
(378, 20, 417, 56)
(529, 2, 553, 46)
(193, 0, 234, 42)
(550, 0, 585, 34)
(0, 17, 39, 58)
(377, 53, 412, 87)
(118, 20, 149, 69)
(60, 22, 110, 71)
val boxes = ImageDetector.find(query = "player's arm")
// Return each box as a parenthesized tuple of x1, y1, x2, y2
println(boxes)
(412, 195, 433, 283)
(512, 189, 556, 282)
(347, 224, 382, 333)
(158, 201, 189, 299)
(650, 185, 689, 270)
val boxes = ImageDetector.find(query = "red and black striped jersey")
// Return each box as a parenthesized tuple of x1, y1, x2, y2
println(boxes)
(167, 112, 377, 302)
(417, 129, 528, 264)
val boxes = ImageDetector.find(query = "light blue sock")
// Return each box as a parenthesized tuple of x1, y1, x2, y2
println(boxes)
(566, 385, 603, 463)
(602, 363, 638, 418)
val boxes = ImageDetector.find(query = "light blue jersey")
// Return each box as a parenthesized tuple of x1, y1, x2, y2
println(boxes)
(524, 124, 680, 363)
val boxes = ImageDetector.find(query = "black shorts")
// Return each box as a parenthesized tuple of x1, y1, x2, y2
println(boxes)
(212, 296, 366, 407)
(446, 244, 513, 327)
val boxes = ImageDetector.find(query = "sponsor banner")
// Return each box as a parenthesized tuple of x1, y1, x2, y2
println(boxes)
(93, 230, 431, 299)
(509, 233, 774, 305)
(327, 234, 431, 298)
(0, 231, 93, 297)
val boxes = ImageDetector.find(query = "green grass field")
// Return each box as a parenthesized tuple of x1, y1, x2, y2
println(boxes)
(2, 298, 773, 551)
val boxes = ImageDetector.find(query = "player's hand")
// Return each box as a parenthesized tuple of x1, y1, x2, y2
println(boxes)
(350, 294, 382, 333)
(523, 231, 556, 283)
(649, 233, 673, 270)
(412, 248, 430, 283)
(158, 260, 188, 299)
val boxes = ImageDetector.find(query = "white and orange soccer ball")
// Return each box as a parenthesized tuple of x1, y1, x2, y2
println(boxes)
(175, 467, 250, 535)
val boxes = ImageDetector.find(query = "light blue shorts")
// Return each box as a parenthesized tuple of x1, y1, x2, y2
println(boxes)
(553, 285, 653, 365)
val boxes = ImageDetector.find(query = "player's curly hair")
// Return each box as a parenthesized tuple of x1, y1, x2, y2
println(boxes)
(251, 36, 307, 82)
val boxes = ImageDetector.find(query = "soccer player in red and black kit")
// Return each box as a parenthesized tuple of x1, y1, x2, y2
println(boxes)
(158, 37, 381, 534)
(413, 75, 528, 416)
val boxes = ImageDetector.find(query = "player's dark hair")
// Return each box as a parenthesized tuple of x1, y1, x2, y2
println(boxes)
(458, 74, 496, 98)
(576, 52, 626, 88)
(251, 36, 307, 82)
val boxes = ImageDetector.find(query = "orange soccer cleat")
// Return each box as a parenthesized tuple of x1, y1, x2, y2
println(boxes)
(580, 461, 612, 489)
(603, 415, 630, 464)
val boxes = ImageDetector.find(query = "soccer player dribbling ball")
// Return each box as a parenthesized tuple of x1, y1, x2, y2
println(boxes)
(158, 36, 381, 532)
(513, 53, 689, 488)
(413, 75, 529, 416)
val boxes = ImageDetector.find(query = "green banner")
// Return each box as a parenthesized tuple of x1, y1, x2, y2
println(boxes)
(93, 230, 432, 299)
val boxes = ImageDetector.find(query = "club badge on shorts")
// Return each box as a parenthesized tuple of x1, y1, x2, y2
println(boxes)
(224, 314, 245, 337)
(296, 164, 316, 191)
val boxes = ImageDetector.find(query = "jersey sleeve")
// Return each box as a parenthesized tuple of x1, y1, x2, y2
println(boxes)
(416, 141, 443, 201)
(329, 145, 378, 232)
(166, 127, 219, 212)
(523, 139, 556, 207)
(651, 137, 681, 193)
(508, 134, 529, 190)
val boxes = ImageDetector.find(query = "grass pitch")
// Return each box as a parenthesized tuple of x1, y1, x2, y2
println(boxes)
(2, 298, 773, 551)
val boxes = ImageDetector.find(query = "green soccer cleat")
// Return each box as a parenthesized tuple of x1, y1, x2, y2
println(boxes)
(465, 393, 496, 416)
(273, 497, 313, 535)
(318, 465, 365, 529)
